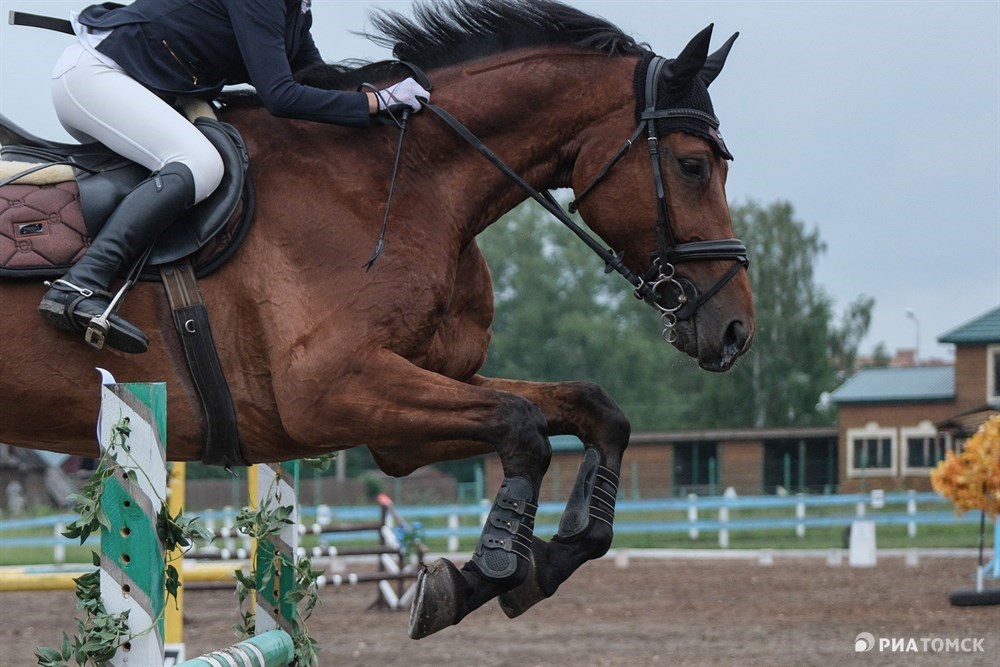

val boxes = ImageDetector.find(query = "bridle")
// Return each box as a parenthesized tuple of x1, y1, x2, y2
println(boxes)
(381, 54, 749, 342)
(565, 55, 749, 341)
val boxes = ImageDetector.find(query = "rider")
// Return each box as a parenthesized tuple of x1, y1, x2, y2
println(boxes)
(38, 0, 429, 353)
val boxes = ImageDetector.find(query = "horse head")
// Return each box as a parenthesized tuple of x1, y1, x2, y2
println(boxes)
(570, 24, 754, 372)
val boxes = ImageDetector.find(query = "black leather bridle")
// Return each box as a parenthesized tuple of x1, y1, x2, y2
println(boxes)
(388, 54, 749, 341)
(566, 55, 749, 340)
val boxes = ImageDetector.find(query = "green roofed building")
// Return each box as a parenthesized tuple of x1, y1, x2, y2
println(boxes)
(831, 305, 999, 492)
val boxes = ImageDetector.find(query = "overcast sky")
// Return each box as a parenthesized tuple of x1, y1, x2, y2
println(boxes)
(1, 1, 997, 361)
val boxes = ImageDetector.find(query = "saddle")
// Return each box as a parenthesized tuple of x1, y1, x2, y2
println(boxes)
(0, 114, 251, 279)
(0, 111, 253, 467)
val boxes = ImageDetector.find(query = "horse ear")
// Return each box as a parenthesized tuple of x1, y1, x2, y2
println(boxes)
(663, 24, 714, 91)
(700, 32, 739, 87)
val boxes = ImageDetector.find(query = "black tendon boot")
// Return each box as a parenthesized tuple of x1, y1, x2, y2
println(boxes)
(38, 163, 196, 353)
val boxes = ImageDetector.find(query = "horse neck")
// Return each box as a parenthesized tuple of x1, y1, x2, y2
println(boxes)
(421, 49, 638, 236)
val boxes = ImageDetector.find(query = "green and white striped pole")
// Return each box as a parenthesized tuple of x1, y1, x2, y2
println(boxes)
(98, 381, 167, 666)
(250, 461, 301, 635)
(174, 630, 294, 667)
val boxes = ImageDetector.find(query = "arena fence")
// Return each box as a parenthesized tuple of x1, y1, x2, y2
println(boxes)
(2, 489, 987, 566)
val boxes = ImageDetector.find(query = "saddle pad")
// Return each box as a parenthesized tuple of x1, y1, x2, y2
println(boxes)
(0, 159, 75, 184)
(0, 181, 89, 273)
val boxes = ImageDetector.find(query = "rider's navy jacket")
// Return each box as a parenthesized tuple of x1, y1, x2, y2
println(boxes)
(78, 0, 370, 126)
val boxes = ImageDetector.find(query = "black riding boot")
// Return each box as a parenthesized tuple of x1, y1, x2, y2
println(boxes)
(38, 163, 196, 353)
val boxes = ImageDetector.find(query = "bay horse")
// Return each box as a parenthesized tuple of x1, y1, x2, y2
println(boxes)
(0, 0, 753, 638)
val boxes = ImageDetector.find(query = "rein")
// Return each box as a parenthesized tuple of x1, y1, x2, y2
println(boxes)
(420, 100, 644, 290)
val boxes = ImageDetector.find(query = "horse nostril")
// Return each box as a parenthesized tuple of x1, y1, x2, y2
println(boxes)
(724, 320, 749, 357)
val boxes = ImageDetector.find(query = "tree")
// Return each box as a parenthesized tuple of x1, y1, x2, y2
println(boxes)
(476, 196, 877, 430)
(682, 200, 877, 427)
(931, 416, 1000, 518)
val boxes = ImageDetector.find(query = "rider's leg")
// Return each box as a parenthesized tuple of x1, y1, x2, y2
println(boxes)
(38, 163, 197, 352)
(38, 44, 224, 352)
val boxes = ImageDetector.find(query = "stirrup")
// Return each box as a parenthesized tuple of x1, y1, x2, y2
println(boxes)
(38, 280, 149, 353)
(84, 283, 130, 350)
(44, 279, 114, 349)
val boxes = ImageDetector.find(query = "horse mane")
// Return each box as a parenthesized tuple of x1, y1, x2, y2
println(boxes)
(222, 0, 645, 105)
(373, 0, 644, 66)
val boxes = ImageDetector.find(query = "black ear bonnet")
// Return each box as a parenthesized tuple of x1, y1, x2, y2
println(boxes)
(633, 28, 737, 160)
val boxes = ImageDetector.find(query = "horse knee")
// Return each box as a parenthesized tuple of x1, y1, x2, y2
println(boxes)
(577, 381, 631, 441)
(495, 397, 552, 475)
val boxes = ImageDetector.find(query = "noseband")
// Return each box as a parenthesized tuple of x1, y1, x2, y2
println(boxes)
(418, 53, 748, 342)
(568, 55, 749, 341)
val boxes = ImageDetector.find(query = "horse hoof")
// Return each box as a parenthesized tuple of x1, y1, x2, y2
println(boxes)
(408, 558, 466, 639)
(497, 568, 547, 619)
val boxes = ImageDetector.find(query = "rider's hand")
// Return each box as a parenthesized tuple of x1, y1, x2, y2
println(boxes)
(374, 77, 430, 113)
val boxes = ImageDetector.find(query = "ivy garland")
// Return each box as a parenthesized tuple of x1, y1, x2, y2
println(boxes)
(33, 417, 322, 666)
(233, 473, 323, 667)
(35, 417, 209, 667)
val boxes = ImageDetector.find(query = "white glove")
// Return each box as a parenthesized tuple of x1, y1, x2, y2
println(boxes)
(376, 77, 430, 113)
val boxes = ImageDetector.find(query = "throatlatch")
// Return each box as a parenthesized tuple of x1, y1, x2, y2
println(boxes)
(555, 448, 619, 541)
(469, 476, 537, 581)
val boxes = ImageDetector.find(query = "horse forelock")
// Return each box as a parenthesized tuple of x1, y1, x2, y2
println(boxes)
(284, 0, 646, 94)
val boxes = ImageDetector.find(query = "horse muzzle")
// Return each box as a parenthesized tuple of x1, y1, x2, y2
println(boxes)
(643, 262, 752, 372)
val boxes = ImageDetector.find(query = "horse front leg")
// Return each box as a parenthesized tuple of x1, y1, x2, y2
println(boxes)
(281, 351, 551, 639)
(469, 376, 631, 619)
(406, 400, 552, 639)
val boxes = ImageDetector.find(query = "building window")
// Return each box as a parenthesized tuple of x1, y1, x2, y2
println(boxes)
(902, 421, 954, 474)
(763, 438, 838, 494)
(989, 345, 1000, 404)
(672, 441, 719, 494)
(846, 424, 896, 477)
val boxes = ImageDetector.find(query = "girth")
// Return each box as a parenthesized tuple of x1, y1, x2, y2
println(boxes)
(161, 261, 247, 467)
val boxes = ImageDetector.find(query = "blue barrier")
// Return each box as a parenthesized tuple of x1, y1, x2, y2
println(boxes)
(2, 491, 984, 561)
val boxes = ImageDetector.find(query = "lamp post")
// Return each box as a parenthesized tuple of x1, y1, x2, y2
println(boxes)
(905, 308, 920, 366)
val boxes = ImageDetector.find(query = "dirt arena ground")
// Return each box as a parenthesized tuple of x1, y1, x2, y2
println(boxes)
(1, 553, 997, 667)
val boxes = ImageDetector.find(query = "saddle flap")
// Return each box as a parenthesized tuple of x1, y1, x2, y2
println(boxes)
(148, 118, 249, 265)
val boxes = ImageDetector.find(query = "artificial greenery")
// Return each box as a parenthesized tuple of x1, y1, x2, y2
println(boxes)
(33, 414, 321, 666)
(233, 474, 322, 667)
(35, 417, 208, 666)
(301, 451, 339, 474)
(34, 558, 131, 667)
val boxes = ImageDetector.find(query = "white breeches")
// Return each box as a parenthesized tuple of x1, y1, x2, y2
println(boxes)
(51, 43, 224, 204)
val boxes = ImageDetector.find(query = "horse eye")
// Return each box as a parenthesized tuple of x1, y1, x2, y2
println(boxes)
(678, 158, 707, 179)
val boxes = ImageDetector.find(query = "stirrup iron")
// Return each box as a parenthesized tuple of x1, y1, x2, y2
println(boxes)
(84, 289, 125, 350)
(85, 243, 154, 350)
